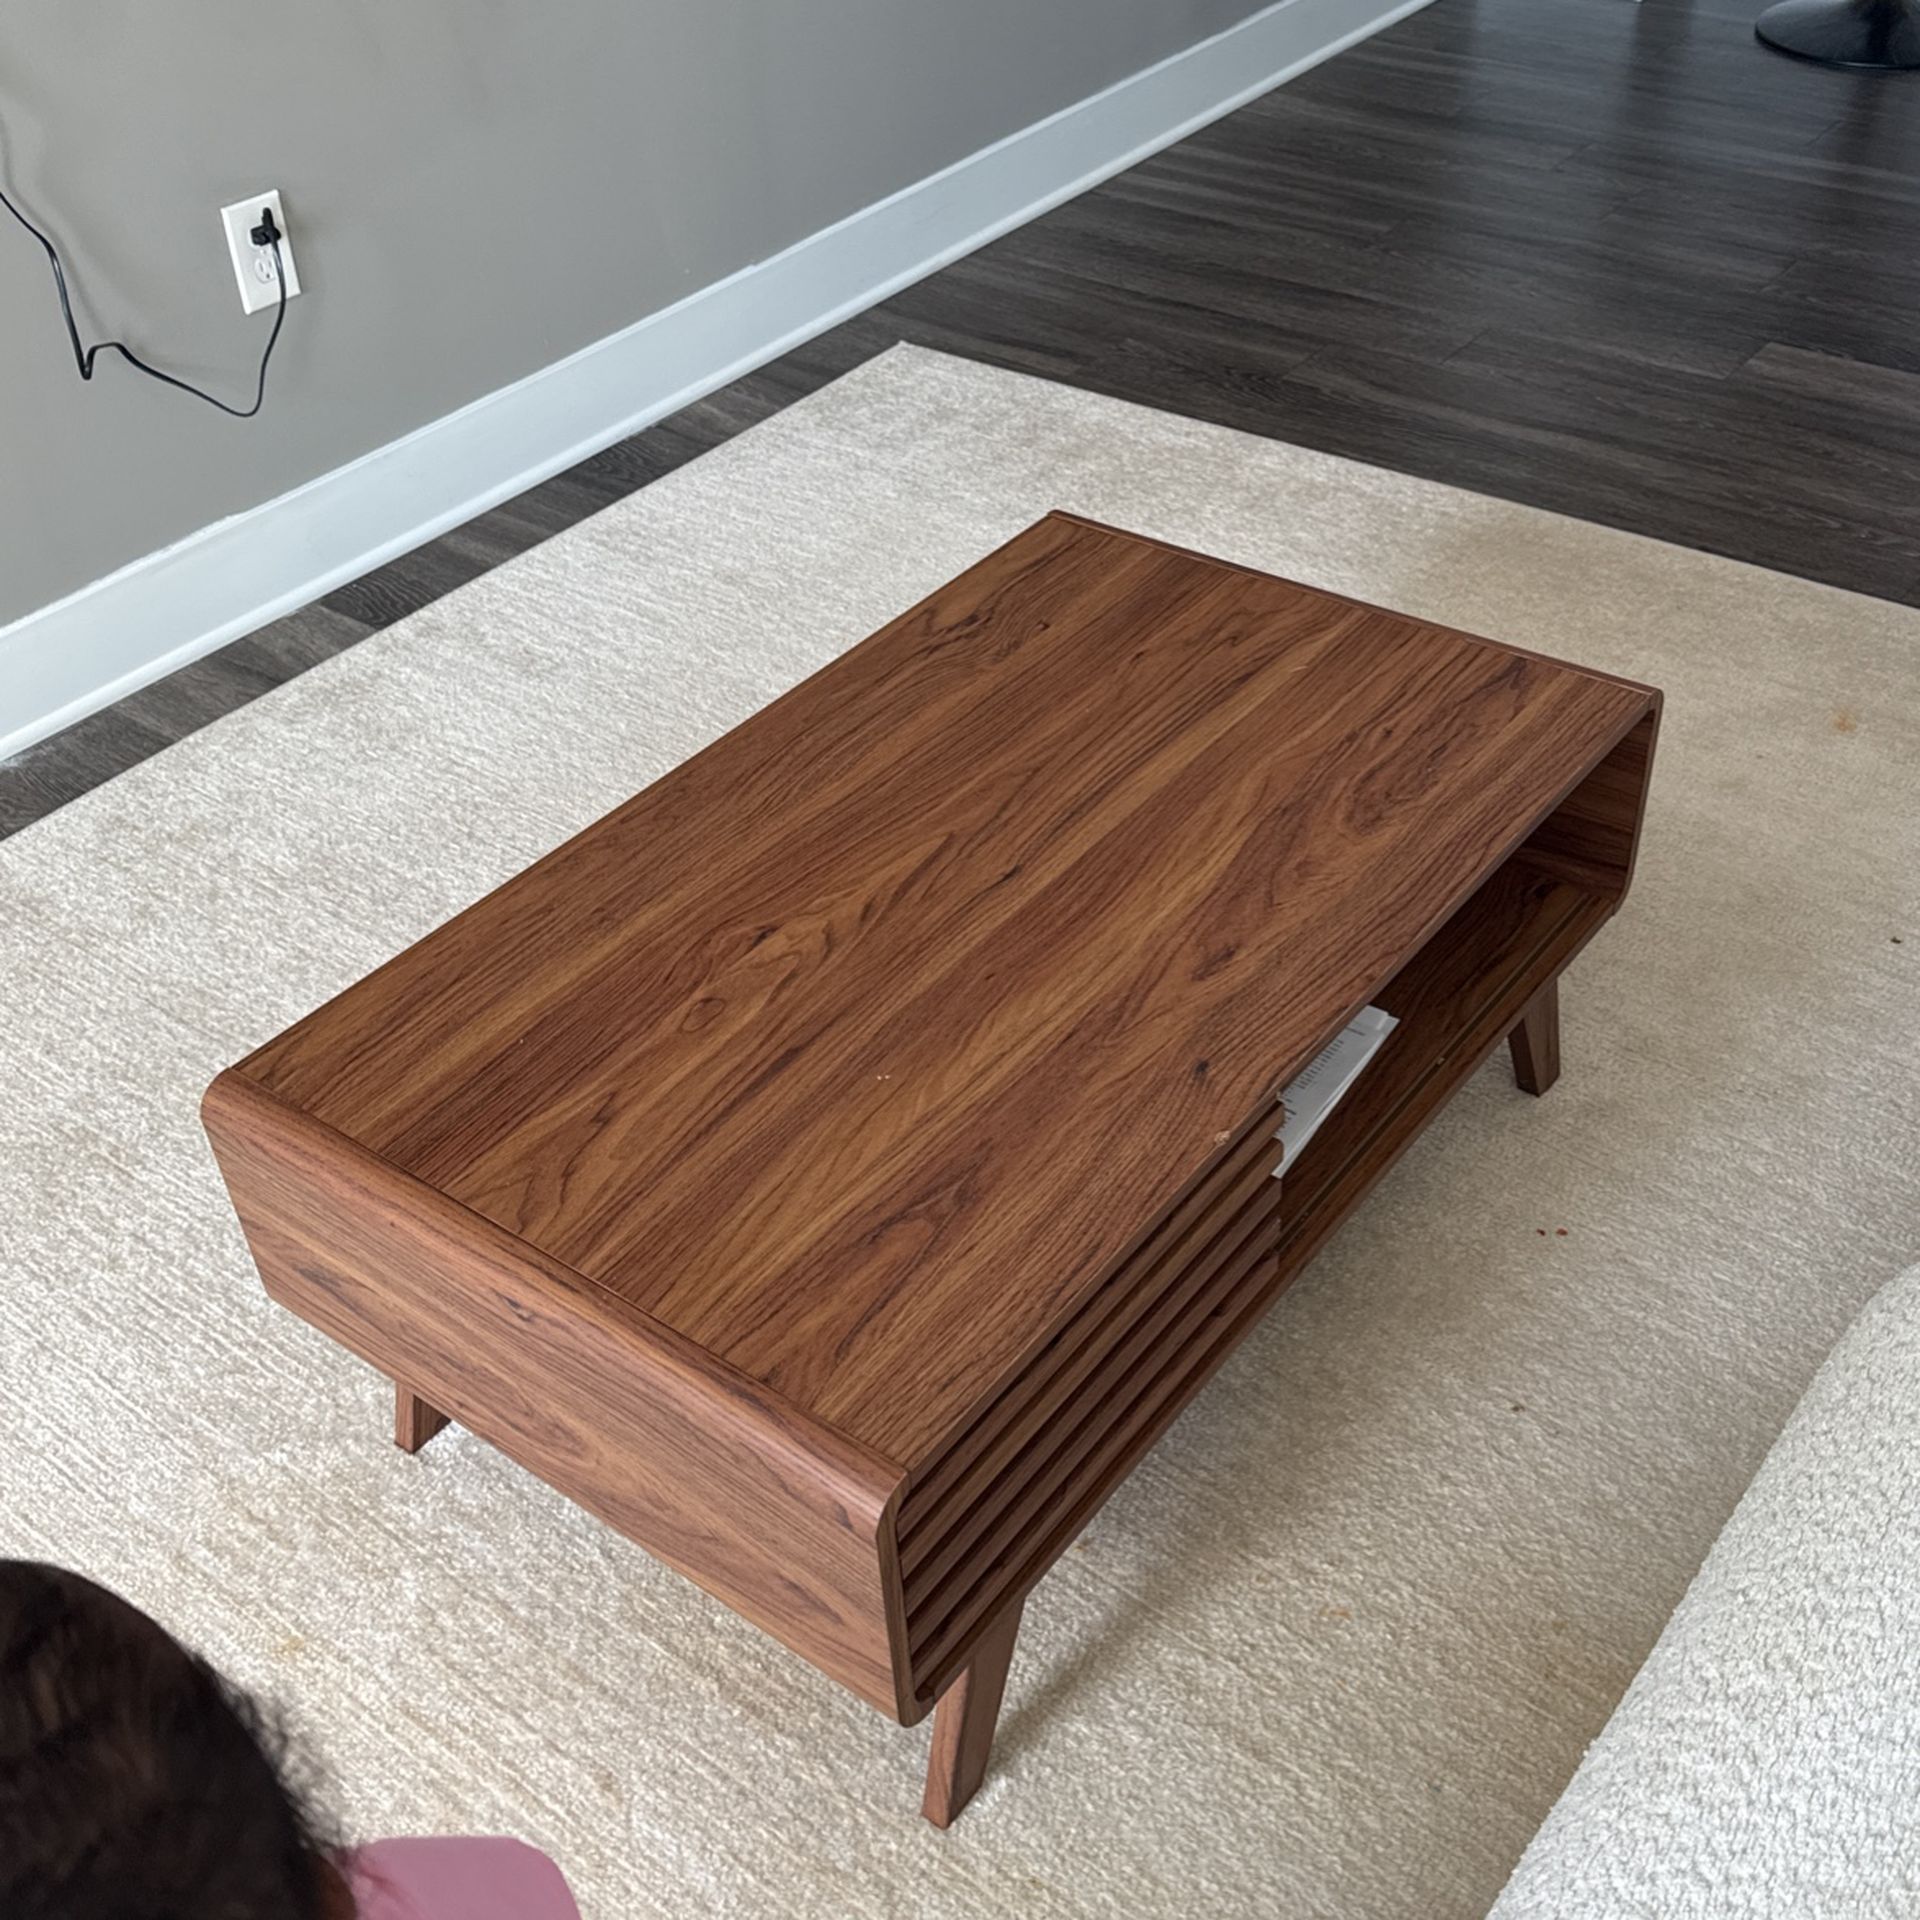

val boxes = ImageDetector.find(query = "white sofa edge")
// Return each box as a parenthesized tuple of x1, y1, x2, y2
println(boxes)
(1488, 1262, 1920, 1920)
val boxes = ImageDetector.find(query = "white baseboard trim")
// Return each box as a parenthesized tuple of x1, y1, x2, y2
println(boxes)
(0, 0, 1431, 763)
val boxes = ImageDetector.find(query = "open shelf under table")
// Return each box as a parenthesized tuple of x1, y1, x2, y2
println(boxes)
(1275, 856, 1612, 1260)
(897, 850, 1616, 1704)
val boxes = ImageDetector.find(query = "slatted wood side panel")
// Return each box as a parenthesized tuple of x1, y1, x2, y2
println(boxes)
(899, 1138, 1288, 1612)
(902, 1183, 1288, 1697)
(895, 857, 1621, 1706)
(900, 1111, 1285, 1542)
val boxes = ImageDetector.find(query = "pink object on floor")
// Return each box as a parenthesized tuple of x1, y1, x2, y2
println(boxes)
(342, 1837, 582, 1920)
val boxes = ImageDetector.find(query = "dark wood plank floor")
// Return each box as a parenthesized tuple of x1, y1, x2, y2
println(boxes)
(7, 0, 1918, 838)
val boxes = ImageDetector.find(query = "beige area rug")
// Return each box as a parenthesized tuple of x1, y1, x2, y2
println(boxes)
(4, 345, 1918, 1919)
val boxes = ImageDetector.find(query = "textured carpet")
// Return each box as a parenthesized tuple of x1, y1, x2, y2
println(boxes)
(3, 346, 1917, 1919)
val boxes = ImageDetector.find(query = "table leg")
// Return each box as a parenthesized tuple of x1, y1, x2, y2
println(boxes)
(1508, 976, 1562, 1096)
(394, 1383, 451, 1453)
(921, 1598, 1025, 1828)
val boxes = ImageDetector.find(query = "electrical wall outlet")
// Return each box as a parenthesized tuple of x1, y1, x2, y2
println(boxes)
(219, 191, 302, 315)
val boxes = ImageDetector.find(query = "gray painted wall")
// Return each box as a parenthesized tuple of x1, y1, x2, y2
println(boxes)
(0, 0, 1267, 626)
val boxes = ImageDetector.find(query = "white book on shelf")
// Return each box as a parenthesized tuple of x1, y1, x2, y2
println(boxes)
(1272, 1004, 1399, 1172)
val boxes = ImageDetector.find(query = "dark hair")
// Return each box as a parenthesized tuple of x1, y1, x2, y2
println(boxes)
(0, 1561, 339, 1920)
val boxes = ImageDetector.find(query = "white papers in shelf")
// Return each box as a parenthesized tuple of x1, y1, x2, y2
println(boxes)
(1273, 1005, 1399, 1172)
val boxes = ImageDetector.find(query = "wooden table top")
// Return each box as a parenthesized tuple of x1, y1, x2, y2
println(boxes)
(236, 514, 1652, 1470)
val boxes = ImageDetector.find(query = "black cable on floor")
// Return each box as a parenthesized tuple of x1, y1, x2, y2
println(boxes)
(0, 178, 287, 419)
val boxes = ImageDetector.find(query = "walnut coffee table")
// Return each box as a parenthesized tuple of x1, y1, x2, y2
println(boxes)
(203, 515, 1659, 1825)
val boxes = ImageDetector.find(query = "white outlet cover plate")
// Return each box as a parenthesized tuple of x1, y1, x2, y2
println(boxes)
(219, 191, 301, 315)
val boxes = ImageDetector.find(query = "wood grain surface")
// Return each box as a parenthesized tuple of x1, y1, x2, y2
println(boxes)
(206, 518, 1660, 1783)
(898, 855, 1627, 1704)
(201, 1068, 914, 1718)
(233, 514, 1655, 1473)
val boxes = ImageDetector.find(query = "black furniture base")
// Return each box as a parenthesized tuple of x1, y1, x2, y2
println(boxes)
(1755, 0, 1920, 68)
